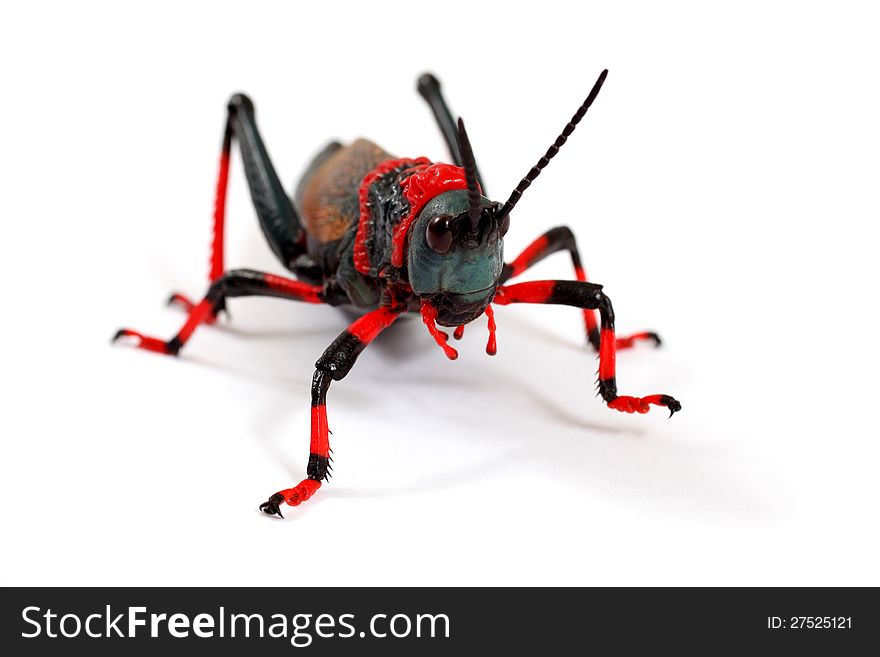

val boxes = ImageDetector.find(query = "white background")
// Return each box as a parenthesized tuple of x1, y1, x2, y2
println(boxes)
(2, 1, 878, 586)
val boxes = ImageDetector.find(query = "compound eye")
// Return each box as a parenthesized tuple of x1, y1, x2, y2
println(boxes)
(426, 215, 454, 253)
(499, 213, 510, 237)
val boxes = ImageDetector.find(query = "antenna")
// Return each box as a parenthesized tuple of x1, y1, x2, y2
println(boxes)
(457, 117, 483, 231)
(497, 69, 608, 221)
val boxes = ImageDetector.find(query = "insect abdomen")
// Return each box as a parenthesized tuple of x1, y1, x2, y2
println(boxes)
(295, 139, 393, 245)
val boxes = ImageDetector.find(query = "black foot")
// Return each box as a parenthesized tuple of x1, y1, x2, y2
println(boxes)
(259, 493, 285, 518)
(663, 396, 682, 418)
(606, 393, 682, 417)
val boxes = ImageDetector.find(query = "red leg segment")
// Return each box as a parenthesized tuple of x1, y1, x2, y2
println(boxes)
(210, 126, 233, 283)
(500, 226, 660, 351)
(114, 269, 324, 356)
(169, 94, 315, 319)
(494, 280, 680, 417)
(166, 126, 234, 321)
(260, 307, 402, 517)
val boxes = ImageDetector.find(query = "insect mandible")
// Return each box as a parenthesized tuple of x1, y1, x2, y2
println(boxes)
(114, 70, 682, 517)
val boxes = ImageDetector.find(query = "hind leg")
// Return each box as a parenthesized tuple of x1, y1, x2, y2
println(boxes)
(168, 93, 321, 316)
(114, 269, 324, 355)
(221, 93, 311, 273)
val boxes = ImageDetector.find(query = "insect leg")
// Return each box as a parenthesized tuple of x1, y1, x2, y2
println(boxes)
(416, 73, 486, 193)
(259, 307, 401, 517)
(500, 226, 661, 352)
(226, 94, 307, 268)
(113, 269, 324, 356)
(168, 95, 320, 313)
(494, 280, 681, 417)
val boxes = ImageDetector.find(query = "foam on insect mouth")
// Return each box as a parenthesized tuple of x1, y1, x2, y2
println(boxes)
(420, 300, 497, 360)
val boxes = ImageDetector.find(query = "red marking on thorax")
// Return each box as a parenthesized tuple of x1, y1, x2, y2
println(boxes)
(354, 158, 475, 274)
(354, 157, 430, 275)
(391, 163, 473, 268)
